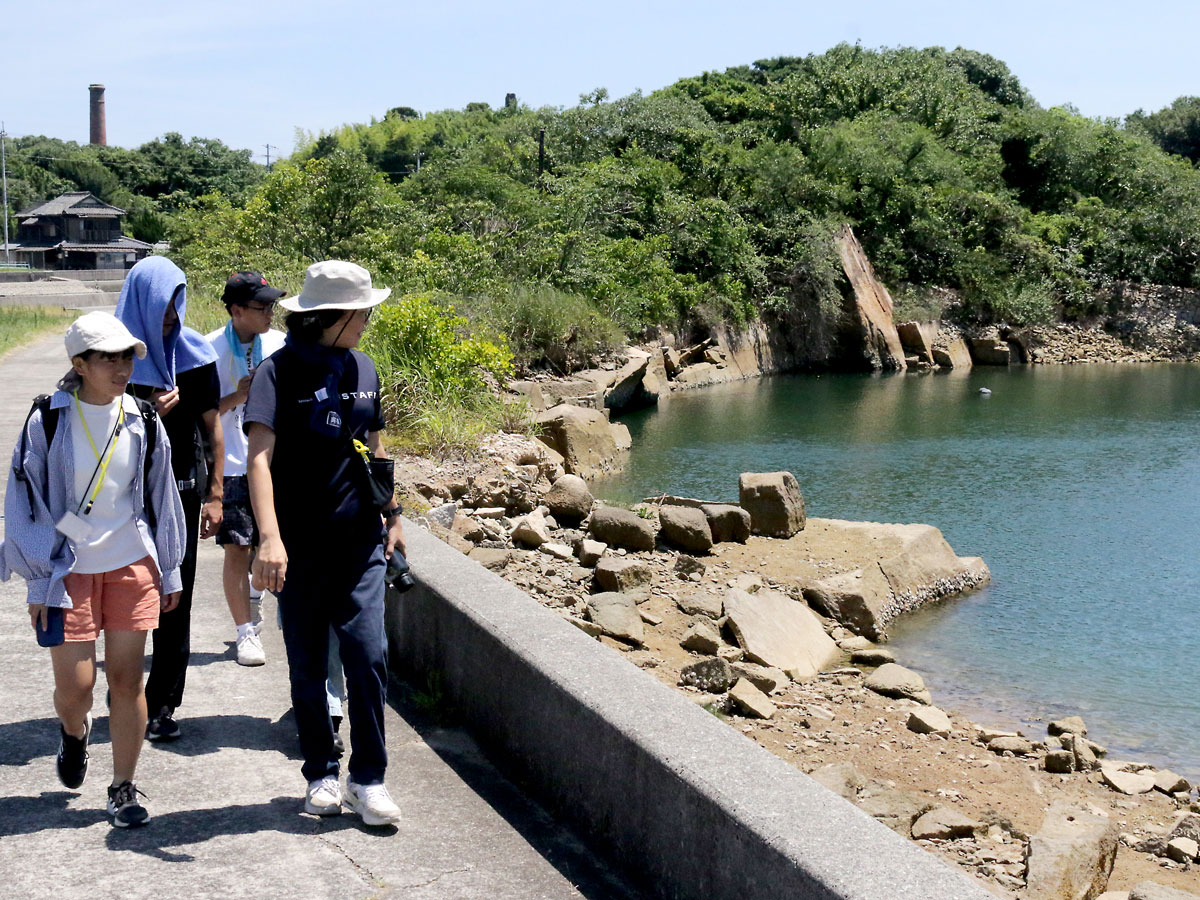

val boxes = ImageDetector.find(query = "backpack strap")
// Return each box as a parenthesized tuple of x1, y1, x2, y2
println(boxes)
(133, 397, 159, 531)
(13, 395, 55, 521)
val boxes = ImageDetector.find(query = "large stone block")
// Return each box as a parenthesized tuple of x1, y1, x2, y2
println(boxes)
(738, 472, 806, 537)
(896, 321, 934, 365)
(535, 404, 626, 481)
(658, 505, 714, 554)
(1024, 804, 1118, 900)
(700, 503, 751, 543)
(588, 505, 656, 551)
(604, 355, 658, 412)
(834, 225, 907, 372)
(722, 588, 838, 679)
(932, 337, 973, 369)
(865, 663, 932, 705)
(802, 520, 990, 639)
(586, 592, 644, 645)
(593, 557, 653, 593)
(968, 338, 1016, 366)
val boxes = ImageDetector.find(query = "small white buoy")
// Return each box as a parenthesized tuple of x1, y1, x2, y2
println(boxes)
(979, 387, 992, 395)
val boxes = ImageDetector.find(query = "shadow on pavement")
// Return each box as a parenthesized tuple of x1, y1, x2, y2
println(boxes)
(0, 791, 108, 836)
(386, 677, 645, 900)
(0, 717, 63, 766)
(141, 712, 302, 760)
(103, 797, 395, 862)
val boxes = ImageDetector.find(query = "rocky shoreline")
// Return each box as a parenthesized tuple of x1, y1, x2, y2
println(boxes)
(394, 432, 1199, 899)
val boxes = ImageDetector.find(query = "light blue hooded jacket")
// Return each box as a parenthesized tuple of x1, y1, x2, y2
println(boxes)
(115, 256, 217, 390)
(1, 392, 187, 607)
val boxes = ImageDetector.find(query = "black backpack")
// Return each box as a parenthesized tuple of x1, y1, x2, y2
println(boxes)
(13, 393, 160, 529)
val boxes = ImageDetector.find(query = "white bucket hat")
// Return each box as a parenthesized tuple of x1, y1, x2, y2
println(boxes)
(278, 260, 391, 312)
(65, 310, 147, 359)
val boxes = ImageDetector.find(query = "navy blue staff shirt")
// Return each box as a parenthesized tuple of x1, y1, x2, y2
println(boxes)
(243, 345, 386, 550)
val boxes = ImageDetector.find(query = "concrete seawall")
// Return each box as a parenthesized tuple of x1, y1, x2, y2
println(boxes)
(387, 524, 995, 900)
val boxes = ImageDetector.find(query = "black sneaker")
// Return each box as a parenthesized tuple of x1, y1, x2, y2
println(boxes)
(331, 715, 344, 758)
(146, 708, 180, 742)
(106, 780, 149, 828)
(56, 714, 91, 789)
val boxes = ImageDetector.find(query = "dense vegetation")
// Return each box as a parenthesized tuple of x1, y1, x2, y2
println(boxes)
(18, 45, 1200, 447)
(4, 133, 263, 243)
(172, 46, 1200, 349)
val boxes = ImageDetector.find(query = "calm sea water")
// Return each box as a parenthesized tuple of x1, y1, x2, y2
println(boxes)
(593, 365, 1200, 780)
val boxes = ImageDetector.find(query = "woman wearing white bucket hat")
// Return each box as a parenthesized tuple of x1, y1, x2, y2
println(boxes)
(244, 260, 405, 826)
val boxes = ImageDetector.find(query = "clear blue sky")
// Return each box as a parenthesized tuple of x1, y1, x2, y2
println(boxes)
(4, 0, 1197, 162)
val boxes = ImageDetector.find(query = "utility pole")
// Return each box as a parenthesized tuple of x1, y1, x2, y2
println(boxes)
(264, 143, 277, 172)
(1, 122, 10, 264)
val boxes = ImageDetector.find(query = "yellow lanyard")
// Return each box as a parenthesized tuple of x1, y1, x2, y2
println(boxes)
(73, 393, 123, 515)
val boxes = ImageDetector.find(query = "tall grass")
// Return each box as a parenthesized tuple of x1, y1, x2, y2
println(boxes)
(362, 294, 520, 455)
(463, 285, 625, 374)
(0, 306, 75, 359)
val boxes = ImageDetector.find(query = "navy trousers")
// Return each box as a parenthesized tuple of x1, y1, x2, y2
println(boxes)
(278, 538, 389, 785)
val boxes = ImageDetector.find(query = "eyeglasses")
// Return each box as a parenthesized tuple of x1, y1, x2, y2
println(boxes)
(359, 307, 374, 324)
(244, 301, 276, 314)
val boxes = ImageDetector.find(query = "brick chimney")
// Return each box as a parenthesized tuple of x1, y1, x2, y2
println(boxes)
(89, 84, 106, 146)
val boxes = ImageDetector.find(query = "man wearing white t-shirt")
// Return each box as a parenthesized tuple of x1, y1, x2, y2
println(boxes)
(206, 273, 286, 666)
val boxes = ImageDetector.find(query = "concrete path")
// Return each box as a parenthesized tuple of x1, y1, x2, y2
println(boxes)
(0, 334, 637, 900)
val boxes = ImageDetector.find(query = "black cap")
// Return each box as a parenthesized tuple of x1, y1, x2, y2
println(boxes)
(221, 271, 287, 307)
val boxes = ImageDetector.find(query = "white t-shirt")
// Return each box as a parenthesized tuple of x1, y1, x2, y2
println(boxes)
(70, 395, 148, 574)
(205, 326, 286, 477)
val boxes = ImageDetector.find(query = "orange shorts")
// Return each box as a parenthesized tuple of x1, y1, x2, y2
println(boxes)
(62, 557, 161, 642)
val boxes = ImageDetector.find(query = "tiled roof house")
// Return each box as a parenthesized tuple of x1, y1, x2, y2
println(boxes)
(6, 191, 153, 270)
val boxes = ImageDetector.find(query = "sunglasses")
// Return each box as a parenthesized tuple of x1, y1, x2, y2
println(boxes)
(243, 301, 276, 314)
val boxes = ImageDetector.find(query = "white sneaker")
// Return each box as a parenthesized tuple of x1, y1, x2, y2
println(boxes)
(236, 630, 266, 667)
(343, 780, 401, 826)
(304, 776, 342, 816)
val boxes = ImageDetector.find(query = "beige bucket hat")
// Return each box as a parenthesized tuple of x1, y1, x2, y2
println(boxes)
(278, 260, 391, 312)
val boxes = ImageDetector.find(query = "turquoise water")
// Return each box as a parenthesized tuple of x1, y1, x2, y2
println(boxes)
(593, 365, 1200, 780)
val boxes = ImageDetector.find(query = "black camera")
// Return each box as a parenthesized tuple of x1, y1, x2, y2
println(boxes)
(385, 551, 416, 592)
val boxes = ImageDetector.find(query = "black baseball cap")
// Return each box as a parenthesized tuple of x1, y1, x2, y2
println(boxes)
(221, 271, 287, 308)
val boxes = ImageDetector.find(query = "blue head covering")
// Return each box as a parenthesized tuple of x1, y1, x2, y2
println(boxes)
(115, 256, 217, 389)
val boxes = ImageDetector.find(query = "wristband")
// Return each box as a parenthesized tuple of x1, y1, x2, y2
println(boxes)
(384, 505, 402, 520)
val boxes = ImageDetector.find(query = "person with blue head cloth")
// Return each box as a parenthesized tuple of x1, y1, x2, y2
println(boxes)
(115, 255, 225, 741)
